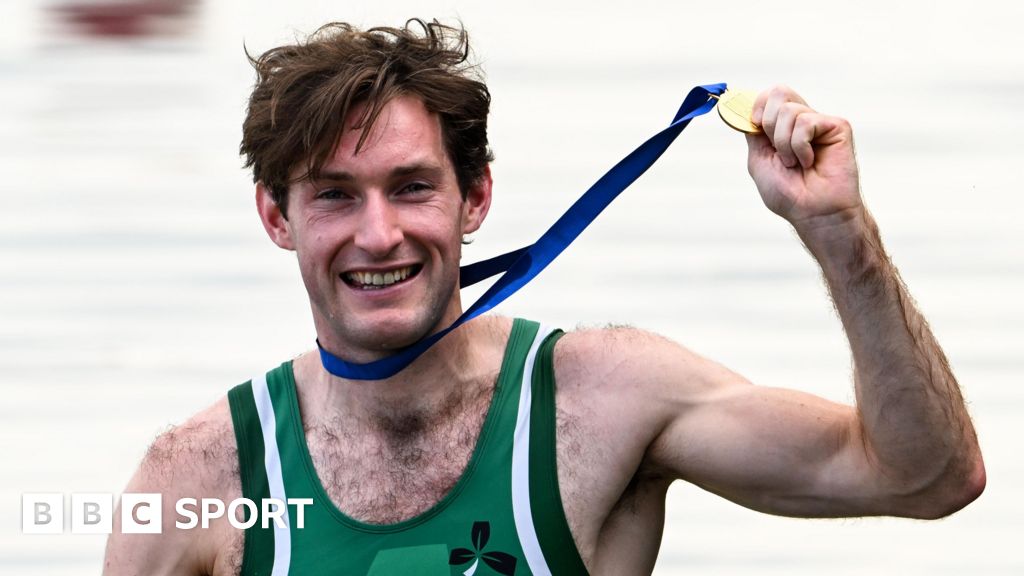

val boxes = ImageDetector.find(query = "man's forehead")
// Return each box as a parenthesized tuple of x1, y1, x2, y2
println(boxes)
(336, 95, 443, 156)
(295, 95, 449, 182)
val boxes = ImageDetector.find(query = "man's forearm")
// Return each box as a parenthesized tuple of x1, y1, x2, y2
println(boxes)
(797, 205, 984, 515)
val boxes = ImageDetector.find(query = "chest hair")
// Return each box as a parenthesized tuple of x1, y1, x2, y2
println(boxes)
(303, 376, 497, 524)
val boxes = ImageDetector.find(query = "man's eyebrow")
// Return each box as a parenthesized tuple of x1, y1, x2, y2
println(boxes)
(390, 162, 445, 178)
(313, 163, 445, 183)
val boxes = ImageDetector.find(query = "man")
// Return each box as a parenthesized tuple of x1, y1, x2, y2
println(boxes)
(103, 20, 985, 575)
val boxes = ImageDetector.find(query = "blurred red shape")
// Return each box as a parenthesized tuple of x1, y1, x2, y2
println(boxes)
(50, 0, 199, 38)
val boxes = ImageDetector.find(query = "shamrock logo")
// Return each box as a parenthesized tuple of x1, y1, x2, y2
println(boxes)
(448, 521, 518, 575)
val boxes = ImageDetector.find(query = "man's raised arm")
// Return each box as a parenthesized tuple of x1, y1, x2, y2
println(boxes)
(632, 85, 984, 520)
(743, 85, 985, 517)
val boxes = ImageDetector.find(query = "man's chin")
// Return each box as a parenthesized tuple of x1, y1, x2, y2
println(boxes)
(337, 315, 442, 354)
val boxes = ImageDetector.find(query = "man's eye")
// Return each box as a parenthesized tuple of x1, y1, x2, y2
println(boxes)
(399, 182, 432, 195)
(316, 188, 349, 200)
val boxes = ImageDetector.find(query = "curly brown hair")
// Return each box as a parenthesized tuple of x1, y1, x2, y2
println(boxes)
(240, 19, 493, 218)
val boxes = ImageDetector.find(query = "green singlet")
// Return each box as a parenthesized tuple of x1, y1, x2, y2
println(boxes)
(227, 319, 590, 575)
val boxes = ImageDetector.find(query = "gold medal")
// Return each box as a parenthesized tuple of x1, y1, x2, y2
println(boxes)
(713, 89, 761, 134)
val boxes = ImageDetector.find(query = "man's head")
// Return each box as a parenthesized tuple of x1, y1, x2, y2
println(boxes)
(243, 20, 494, 360)
(240, 19, 493, 218)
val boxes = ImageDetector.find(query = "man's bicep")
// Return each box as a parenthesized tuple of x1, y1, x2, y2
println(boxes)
(645, 362, 887, 518)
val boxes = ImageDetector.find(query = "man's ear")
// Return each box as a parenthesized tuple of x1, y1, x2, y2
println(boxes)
(461, 165, 492, 235)
(256, 183, 295, 251)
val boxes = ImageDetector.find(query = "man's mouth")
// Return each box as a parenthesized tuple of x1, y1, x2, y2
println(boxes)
(342, 265, 421, 290)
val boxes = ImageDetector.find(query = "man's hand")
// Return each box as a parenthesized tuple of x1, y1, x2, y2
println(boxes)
(745, 85, 862, 233)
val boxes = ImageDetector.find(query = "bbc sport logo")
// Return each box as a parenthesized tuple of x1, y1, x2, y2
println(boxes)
(21, 493, 313, 534)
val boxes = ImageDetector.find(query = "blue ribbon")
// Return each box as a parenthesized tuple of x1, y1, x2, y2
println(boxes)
(319, 82, 728, 379)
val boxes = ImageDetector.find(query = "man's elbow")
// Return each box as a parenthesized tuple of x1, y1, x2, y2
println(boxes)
(909, 450, 986, 520)
(940, 452, 986, 517)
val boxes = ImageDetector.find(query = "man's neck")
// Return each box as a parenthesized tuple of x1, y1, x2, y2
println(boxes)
(293, 317, 507, 434)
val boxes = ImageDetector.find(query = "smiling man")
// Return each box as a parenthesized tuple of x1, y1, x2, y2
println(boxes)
(103, 19, 985, 576)
(259, 93, 485, 361)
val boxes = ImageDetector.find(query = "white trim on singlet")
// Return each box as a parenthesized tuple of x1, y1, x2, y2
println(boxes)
(511, 324, 556, 576)
(251, 373, 292, 575)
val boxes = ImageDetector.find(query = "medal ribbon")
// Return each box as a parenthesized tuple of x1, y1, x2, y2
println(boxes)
(319, 82, 728, 379)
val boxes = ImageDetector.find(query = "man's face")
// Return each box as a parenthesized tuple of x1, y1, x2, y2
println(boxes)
(257, 95, 491, 361)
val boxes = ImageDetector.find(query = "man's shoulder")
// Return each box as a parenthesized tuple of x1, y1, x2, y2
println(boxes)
(551, 324, 704, 393)
(140, 396, 239, 498)
(105, 396, 242, 575)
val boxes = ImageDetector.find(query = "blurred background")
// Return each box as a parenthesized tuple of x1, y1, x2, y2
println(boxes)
(1, 0, 1021, 574)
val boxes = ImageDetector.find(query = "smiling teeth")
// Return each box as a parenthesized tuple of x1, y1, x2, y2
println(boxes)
(346, 266, 413, 287)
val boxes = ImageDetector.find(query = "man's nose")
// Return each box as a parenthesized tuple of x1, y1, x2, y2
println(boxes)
(353, 194, 403, 257)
